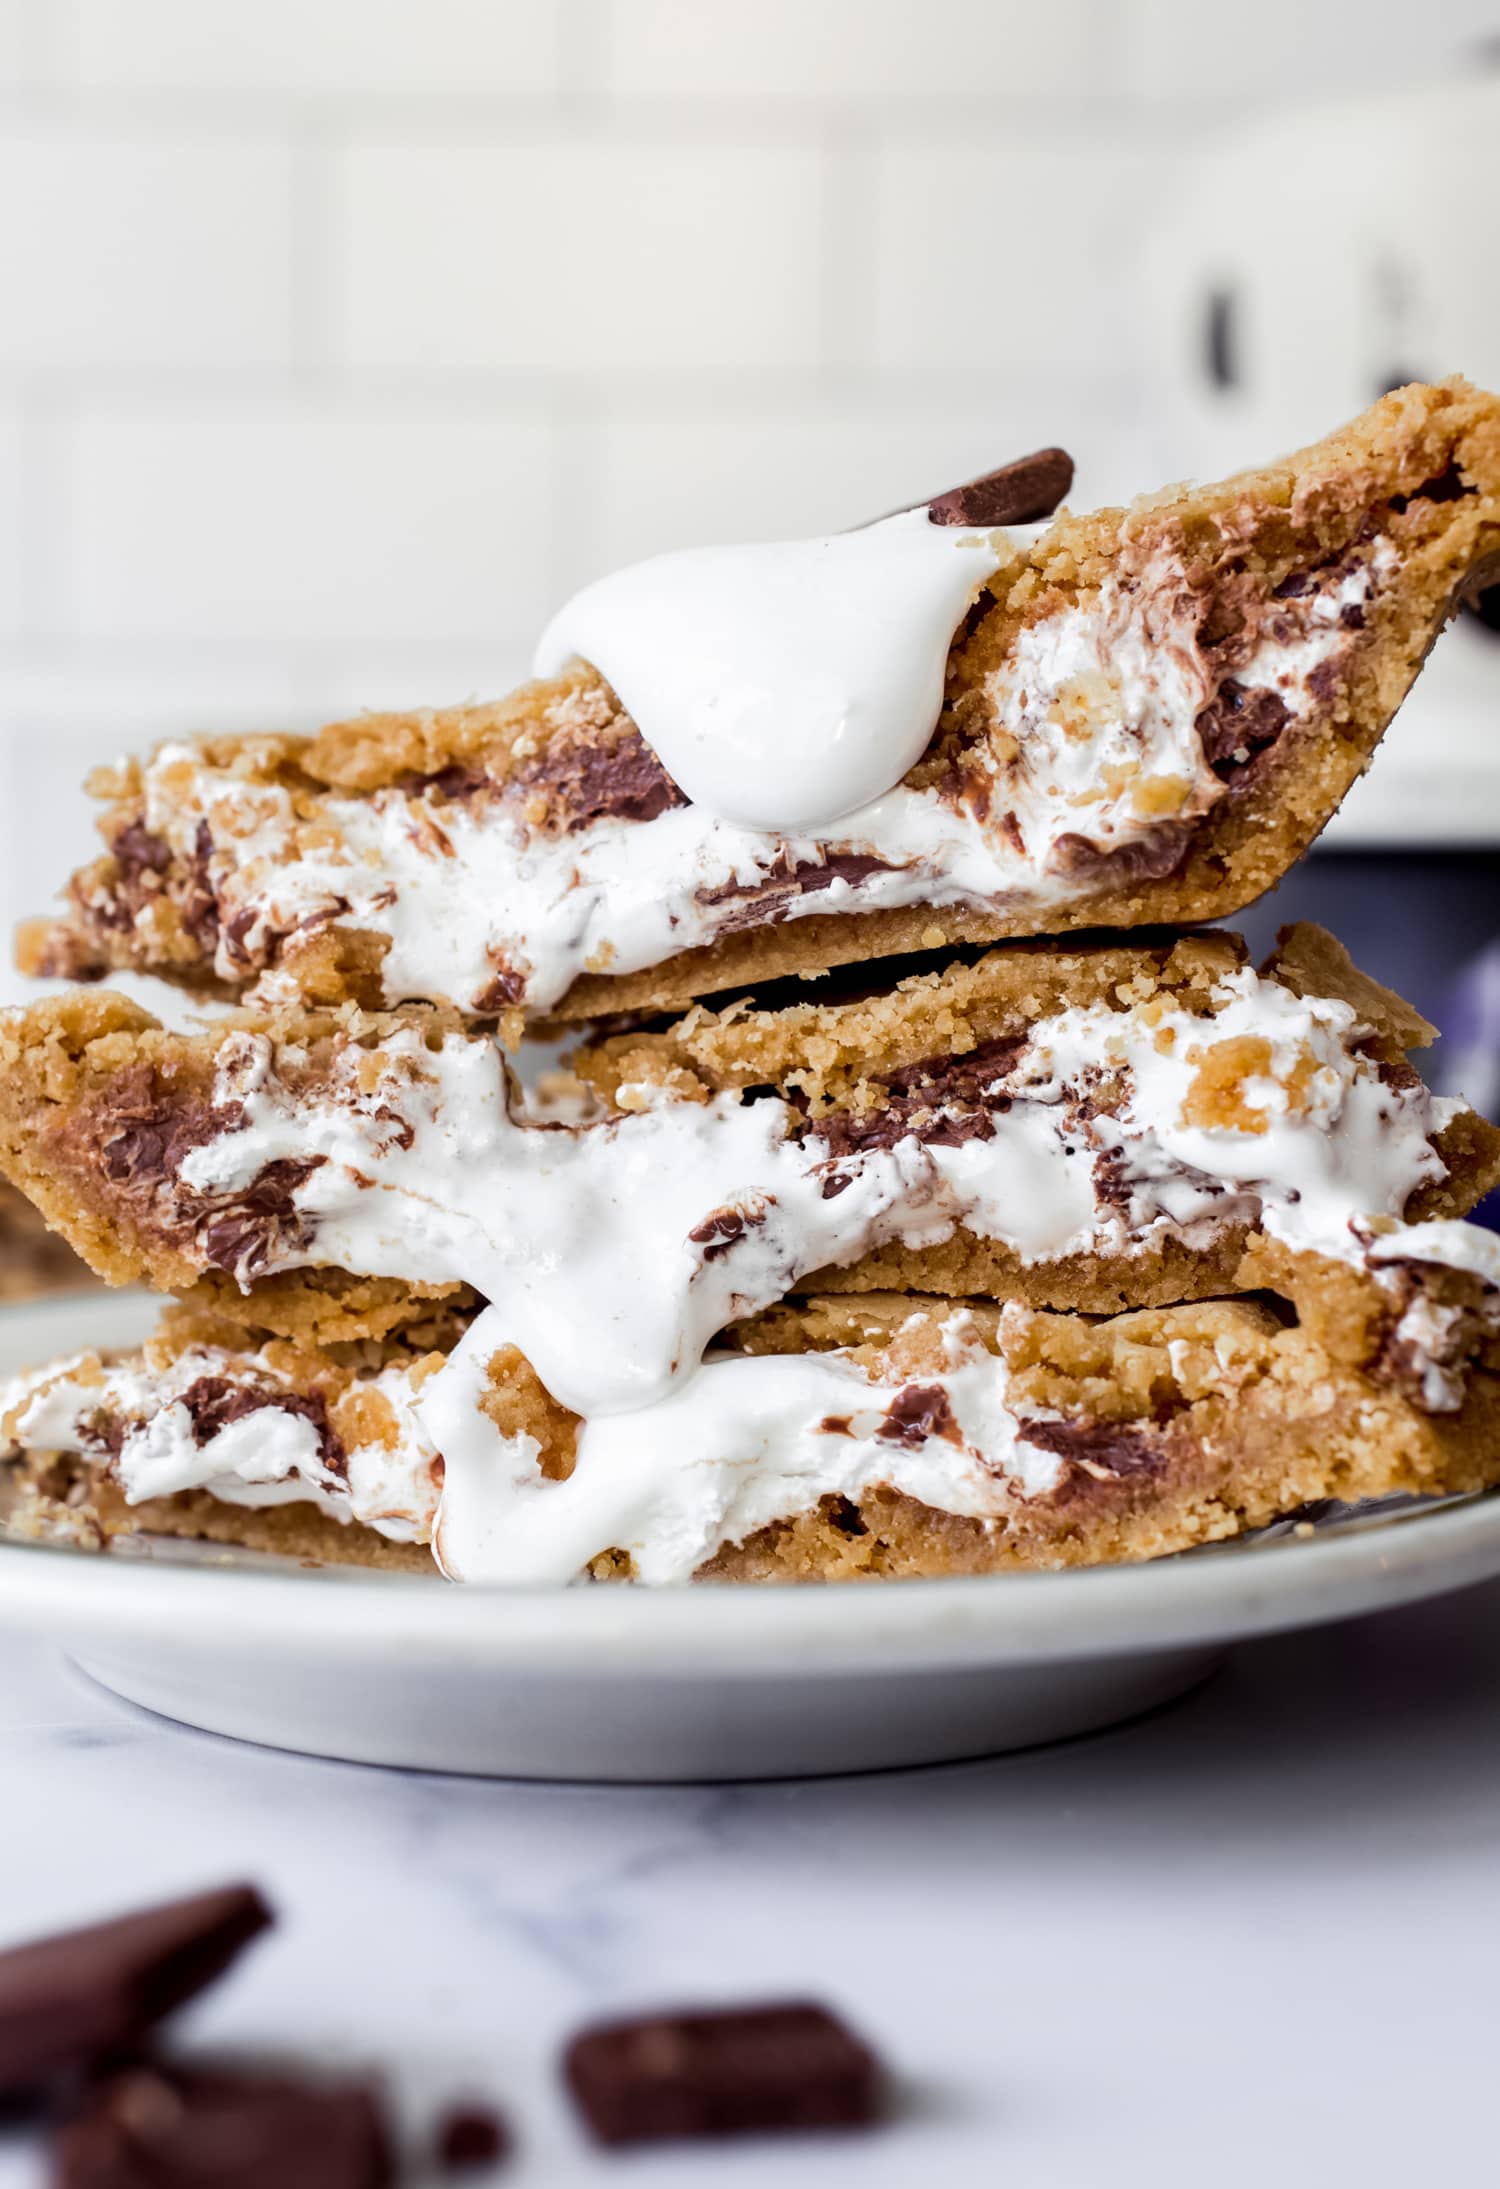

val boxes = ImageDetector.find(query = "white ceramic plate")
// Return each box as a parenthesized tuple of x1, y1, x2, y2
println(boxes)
(6, 1294, 1500, 1781)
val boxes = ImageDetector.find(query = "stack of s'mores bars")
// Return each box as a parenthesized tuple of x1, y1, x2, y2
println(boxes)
(5, 378, 1500, 1586)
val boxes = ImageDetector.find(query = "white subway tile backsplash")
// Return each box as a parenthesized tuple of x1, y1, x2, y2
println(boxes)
(869, 133, 1151, 375)
(298, 647, 537, 723)
(0, 405, 23, 641)
(0, 0, 23, 88)
(1, 0, 1477, 876)
(578, 397, 1139, 584)
(1127, 0, 1500, 97)
(62, 402, 557, 647)
(0, 657, 308, 748)
(605, 0, 1103, 102)
(66, 0, 561, 98)
(335, 134, 826, 374)
(0, 124, 294, 373)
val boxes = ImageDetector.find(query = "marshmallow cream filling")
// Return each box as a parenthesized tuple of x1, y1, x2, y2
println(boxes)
(532, 509, 1013, 831)
(12, 1221, 1500, 1586)
(154, 957, 1495, 1552)
(120, 539, 1392, 1014)
(5, 1345, 440, 1545)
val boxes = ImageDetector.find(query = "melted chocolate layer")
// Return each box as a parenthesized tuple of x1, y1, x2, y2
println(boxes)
(1018, 1416, 1167, 1478)
(877, 1384, 961, 1448)
(514, 727, 687, 834)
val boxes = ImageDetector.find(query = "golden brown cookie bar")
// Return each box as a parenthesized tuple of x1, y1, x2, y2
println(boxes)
(21, 380, 1500, 1026)
(7, 1291, 1499, 1584)
(0, 1293, 463, 1571)
(0, 929, 1495, 1388)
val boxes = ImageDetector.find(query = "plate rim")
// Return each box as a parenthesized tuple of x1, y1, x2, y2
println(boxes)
(4, 1491, 1500, 1678)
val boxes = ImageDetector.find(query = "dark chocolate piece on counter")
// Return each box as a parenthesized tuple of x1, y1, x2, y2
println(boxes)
(563, 2001, 883, 2147)
(53, 2063, 393, 2189)
(927, 446, 1075, 529)
(436, 2102, 511, 2171)
(0, 1885, 272, 2101)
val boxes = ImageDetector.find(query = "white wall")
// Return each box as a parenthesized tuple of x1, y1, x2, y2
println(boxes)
(2, 0, 1497, 963)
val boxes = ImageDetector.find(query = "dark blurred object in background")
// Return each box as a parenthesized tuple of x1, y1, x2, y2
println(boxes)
(1235, 850, 1500, 1230)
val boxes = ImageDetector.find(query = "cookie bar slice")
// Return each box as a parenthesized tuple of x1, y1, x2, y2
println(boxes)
(0, 1293, 458, 1573)
(1, 924, 1497, 1422)
(22, 379, 1500, 1025)
(7, 1289, 1500, 1584)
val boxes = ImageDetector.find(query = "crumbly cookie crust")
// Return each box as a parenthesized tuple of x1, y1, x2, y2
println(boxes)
(20, 380, 1500, 1024)
(9, 1292, 1500, 1583)
(1, 927, 1492, 1336)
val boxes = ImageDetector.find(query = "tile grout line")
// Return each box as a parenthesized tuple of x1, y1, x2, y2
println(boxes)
(17, 0, 65, 91)
(15, 377, 69, 648)
(815, 116, 878, 394)
(288, 106, 335, 389)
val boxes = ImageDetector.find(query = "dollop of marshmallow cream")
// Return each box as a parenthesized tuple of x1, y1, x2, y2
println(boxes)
(533, 508, 1013, 831)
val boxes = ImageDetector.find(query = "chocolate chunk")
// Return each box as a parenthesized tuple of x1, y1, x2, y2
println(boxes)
(0, 1886, 271, 2101)
(687, 1208, 756, 1261)
(195, 1158, 322, 1281)
(473, 957, 526, 1012)
(406, 763, 491, 802)
(877, 1385, 961, 1449)
(53, 2063, 393, 2189)
(1018, 1416, 1165, 1478)
(177, 1378, 347, 1480)
(1391, 459, 1470, 511)
(105, 820, 220, 957)
(93, 1072, 242, 1198)
(927, 447, 1074, 529)
(813, 1035, 1029, 1164)
(1194, 680, 1291, 780)
(824, 1495, 868, 1536)
(817, 1099, 990, 1161)
(699, 852, 898, 933)
(877, 1033, 1028, 1102)
(110, 823, 173, 887)
(180, 822, 222, 955)
(435, 2104, 510, 2171)
(1472, 585, 1500, 634)
(1048, 823, 1192, 886)
(512, 727, 687, 834)
(1306, 657, 1341, 705)
(564, 2002, 882, 2147)
(1369, 1052, 1424, 1093)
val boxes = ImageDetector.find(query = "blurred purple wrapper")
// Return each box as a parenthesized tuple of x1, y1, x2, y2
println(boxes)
(1437, 941, 1500, 1235)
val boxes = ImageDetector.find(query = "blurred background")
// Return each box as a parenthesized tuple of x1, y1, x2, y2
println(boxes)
(1, 0, 1498, 1056)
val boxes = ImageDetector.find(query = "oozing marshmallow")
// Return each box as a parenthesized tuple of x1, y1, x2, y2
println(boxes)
(166, 962, 1461, 1442)
(426, 1313, 1063, 1585)
(1, 1315, 1065, 1585)
(118, 538, 1393, 1015)
(11, 1201, 1500, 1585)
(533, 509, 1014, 830)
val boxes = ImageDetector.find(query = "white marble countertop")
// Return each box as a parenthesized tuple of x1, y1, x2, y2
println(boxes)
(2, 1579, 1499, 2187)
